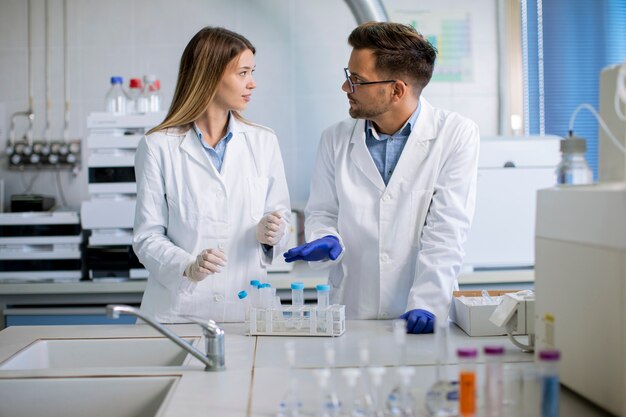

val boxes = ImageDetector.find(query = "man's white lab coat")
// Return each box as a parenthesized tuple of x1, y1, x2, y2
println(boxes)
(305, 98, 479, 319)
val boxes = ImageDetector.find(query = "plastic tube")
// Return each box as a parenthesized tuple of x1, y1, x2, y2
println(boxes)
(458, 348, 478, 417)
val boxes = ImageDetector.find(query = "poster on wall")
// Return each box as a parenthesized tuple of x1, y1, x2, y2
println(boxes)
(389, 10, 473, 83)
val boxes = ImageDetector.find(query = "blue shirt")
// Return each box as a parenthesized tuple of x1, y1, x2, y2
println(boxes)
(365, 103, 421, 185)
(193, 113, 235, 173)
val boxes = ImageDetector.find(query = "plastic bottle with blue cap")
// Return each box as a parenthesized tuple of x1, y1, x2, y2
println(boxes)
(290, 282, 305, 330)
(237, 290, 250, 327)
(316, 284, 331, 333)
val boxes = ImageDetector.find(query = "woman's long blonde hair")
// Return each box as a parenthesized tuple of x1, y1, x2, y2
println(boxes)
(147, 27, 255, 135)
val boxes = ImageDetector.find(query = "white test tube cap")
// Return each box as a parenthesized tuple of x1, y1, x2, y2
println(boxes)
(341, 368, 361, 387)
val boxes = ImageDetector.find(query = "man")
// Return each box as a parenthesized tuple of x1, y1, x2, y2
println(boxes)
(284, 22, 479, 334)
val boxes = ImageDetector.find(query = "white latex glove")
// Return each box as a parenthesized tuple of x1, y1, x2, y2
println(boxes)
(184, 248, 228, 282)
(256, 211, 286, 246)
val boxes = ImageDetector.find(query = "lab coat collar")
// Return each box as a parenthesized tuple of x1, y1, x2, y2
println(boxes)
(348, 97, 437, 192)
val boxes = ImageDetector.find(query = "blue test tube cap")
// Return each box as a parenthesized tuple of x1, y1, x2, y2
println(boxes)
(250, 279, 260, 286)
(291, 282, 305, 290)
(316, 284, 331, 292)
(261, 283, 271, 288)
(110, 76, 123, 84)
(238, 290, 248, 299)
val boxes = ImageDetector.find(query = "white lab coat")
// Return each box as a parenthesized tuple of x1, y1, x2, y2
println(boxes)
(133, 117, 290, 323)
(305, 98, 479, 320)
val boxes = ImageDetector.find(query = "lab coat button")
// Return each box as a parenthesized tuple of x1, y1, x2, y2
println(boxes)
(382, 195, 391, 202)
(214, 294, 224, 302)
(381, 254, 389, 262)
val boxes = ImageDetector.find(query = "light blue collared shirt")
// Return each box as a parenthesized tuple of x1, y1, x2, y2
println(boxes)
(365, 102, 421, 185)
(193, 113, 235, 173)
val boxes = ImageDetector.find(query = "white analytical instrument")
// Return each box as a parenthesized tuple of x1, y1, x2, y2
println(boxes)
(462, 136, 560, 270)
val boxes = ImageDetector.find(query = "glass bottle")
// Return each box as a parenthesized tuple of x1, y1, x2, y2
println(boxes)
(105, 76, 127, 114)
(555, 136, 593, 185)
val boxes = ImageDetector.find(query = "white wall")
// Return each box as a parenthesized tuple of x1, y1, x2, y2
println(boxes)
(0, 0, 498, 211)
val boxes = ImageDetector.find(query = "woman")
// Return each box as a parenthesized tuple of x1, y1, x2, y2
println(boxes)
(133, 27, 291, 323)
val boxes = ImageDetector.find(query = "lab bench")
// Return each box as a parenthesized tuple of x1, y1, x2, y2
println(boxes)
(0, 320, 610, 416)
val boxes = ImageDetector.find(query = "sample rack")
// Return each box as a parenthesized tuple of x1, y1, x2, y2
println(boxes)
(248, 305, 345, 337)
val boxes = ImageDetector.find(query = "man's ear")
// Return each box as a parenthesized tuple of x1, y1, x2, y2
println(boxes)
(392, 81, 408, 102)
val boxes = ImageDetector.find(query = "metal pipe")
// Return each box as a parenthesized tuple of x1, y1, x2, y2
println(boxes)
(343, 0, 389, 24)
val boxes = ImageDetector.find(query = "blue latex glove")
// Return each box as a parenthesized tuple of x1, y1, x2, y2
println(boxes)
(399, 309, 435, 334)
(283, 235, 343, 263)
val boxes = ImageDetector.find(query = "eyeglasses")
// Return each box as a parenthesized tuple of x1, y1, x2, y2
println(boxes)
(344, 68, 397, 93)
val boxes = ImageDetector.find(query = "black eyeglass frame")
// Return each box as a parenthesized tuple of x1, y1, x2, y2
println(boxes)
(343, 67, 397, 93)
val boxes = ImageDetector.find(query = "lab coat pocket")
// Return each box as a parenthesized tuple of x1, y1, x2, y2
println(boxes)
(248, 177, 269, 222)
(411, 189, 434, 246)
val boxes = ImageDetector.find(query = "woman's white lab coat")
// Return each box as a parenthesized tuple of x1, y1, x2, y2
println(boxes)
(133, 117, 290, 323)
(305, 98, 479, 320)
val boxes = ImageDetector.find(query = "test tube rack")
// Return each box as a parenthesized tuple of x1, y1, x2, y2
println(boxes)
(247, 305, 346, 337)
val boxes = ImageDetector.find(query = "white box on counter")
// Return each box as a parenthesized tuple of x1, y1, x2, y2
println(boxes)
(450, 290, 530, 337)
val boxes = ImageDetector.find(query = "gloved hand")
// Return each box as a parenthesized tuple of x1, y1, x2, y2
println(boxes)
(256, 211, 286, 246)
(283, 235, 343, 262)
(399, 309, 435, 334)
(184, 248, 228, 282)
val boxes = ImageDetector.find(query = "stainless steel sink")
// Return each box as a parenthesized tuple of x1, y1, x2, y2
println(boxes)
(0, 375, 179, 417)
(0, 337, 199, 370)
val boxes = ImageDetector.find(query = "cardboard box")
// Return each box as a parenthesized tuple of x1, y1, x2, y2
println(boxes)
(450, 290, 529, 337)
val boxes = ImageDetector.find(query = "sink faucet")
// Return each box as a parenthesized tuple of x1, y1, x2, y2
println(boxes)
(106, 304, 225, 371)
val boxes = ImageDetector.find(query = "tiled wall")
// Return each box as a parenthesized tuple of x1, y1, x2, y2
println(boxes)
(0, 0, 498, 210)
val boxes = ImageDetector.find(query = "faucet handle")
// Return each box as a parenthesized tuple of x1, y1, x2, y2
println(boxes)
(181, 315, 225, 338)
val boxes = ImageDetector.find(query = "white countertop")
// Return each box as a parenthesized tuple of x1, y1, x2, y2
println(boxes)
(0, 320, 610, 417)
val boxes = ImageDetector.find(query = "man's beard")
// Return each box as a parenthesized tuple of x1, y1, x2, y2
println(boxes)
(348, 97, 392, 119)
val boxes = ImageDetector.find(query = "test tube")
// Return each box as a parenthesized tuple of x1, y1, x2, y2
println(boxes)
(457, 347, 478, 417)
(538, 350, 560, 417)
(484, 345, 505, 417)
(291, 282, 305, 330)
(316, 284, 331, 333)
(249, 279, 260, 308)
(237, 290, 250, 328)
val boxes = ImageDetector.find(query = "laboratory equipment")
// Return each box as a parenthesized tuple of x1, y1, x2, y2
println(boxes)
(81, 111, 165, 280)
(425, 321, 458, 417)
(238, 290, 250, 325)
(314, 368, 341, 417)
(0, 211, 82, 282)
(249, 280, 260, 307)
(535, 184, 626, 416)
(462, 136, 560, 271)
(341, 368, 365, 417)
(538, 350, 560, 417)
(483, 346, 505, 417)
(248, 304, 345, 336)
(598, 62, 626, 182)
(387, 320, 413, 416)
(315, 341, 342, 417)
(290, 281, 305, 330)
(489, 291, 535, 352)
(457, 348, 477, 417)
(127, 78, 143, 114)
(357, 341, 375, 415)
(142, 75, 162, 112)
(316, 284, 331, 333)
(555, 135, 593, 185)
(368, 367, 386, 417)
(105, 76, 128, 114)
(277, 341, 302, 417)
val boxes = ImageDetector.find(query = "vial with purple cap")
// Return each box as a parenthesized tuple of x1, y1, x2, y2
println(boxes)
(539, 349, 560, 417)
(484, 345, 505, 417)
